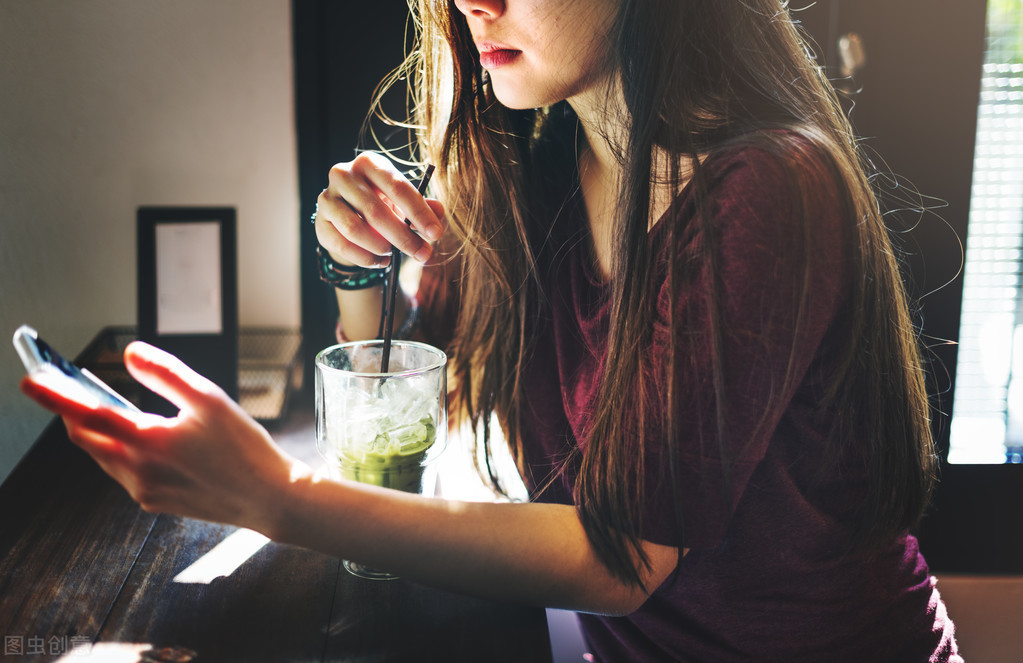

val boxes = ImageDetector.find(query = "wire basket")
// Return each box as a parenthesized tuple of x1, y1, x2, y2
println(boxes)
(238, 329, 303, 423)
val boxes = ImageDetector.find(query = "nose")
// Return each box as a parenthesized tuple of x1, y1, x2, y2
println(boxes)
(453, 0, 505, 20)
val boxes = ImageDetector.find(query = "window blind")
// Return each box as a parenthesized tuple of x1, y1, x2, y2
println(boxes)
(950, 0, 1023, 463)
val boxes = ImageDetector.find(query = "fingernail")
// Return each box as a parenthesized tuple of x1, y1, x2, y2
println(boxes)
(130, 341, 170, 366)
(414, 246, 432, 264)
(424, 225, 442, 242)
(129, 341, 157, 360)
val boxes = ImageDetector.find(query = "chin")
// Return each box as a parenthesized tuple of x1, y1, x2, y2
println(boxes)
(488, 78, 561, 111)
(491, 90, 544, 110)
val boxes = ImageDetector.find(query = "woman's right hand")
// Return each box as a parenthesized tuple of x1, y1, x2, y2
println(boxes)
(314, 153, 446, 268)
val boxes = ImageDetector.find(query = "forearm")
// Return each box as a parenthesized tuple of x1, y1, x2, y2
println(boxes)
(271, 472, 673, 616)
(334, 284, 411, 341)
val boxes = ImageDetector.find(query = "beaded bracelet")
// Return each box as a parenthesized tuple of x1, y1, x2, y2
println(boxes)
(316, 245, 390, 290)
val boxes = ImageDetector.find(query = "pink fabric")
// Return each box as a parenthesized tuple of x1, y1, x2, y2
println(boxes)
(928, 578, 964, 663)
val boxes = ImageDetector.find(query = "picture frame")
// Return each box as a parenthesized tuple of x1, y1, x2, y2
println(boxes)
(137, 207, 238, 410)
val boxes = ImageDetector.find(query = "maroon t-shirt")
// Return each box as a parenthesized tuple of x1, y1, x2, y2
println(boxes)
(418, 140, 962, 662)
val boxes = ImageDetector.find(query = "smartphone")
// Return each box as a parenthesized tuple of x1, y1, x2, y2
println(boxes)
(13, 324, 140, 411)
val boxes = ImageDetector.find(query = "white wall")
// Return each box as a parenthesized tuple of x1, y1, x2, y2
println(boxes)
(0, 0, 300, 484)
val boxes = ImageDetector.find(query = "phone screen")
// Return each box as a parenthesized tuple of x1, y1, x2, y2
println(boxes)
(13, 325, 139, 411)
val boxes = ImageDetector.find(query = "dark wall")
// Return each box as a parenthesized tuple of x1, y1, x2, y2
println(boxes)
(292, 1, 412, 380)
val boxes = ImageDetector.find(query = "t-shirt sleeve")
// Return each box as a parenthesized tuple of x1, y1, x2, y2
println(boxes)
(640, 145, 850, 549)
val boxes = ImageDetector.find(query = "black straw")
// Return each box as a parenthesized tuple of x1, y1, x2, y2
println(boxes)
(380, 164, 435, 373)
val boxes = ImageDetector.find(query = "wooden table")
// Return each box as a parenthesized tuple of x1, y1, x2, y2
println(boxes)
(0, 333, 553, 662)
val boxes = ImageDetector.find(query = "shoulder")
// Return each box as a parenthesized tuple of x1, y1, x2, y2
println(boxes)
(701, 130, 846, 215)
(686, 130, 849, 252)
(653, 129, 852, 310)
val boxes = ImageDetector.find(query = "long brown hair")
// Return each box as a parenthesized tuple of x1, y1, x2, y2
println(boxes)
(381, 0, 936, 587)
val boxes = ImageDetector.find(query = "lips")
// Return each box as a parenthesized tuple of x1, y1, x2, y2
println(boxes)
(476, 41, 521, 69)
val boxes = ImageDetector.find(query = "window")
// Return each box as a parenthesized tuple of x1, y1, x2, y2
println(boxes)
(950, 0, 1023, 463)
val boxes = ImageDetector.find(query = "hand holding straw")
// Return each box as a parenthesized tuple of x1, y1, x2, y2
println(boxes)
(380, 164, 435, 373)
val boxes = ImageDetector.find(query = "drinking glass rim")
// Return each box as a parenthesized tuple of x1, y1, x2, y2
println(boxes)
(315, 340, 447, 378)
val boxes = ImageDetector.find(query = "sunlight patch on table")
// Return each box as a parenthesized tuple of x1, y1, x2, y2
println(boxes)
(58, 643, 198, 662)
(57, 642, 152, 662)
(172, 528, 270, 584)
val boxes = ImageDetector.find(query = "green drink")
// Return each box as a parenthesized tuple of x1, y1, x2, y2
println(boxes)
(338, 415, 436, 492)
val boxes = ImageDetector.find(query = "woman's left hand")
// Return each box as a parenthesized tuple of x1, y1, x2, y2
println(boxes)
(19, 341, 308, 537)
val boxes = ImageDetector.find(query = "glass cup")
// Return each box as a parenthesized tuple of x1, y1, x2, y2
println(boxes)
(315, 340, 447, 580)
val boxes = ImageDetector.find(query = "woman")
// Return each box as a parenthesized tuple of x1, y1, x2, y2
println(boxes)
(23, 1, 962, 660)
